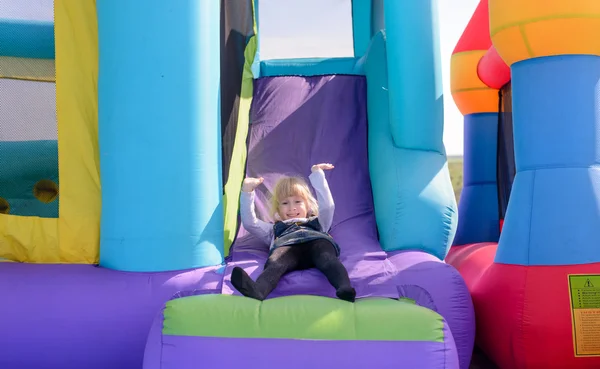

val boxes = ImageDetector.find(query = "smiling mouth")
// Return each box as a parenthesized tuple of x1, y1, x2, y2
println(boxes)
(287, 213, 300, 218)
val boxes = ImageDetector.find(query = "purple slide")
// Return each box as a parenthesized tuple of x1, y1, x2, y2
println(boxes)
(221, 75, 397, 300)
(230, 75, 473, 366)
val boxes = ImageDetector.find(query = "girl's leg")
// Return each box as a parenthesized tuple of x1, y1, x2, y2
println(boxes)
(308, 239, 356, 302)
(231, 246, 301, 301)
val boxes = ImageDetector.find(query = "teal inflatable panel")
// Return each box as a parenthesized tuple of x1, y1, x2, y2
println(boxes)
(97, 0, 224, 272)
(352, 0, 372, 57)
(364, 32, 457, 260)
(383, 0, 444, 153)
(0, 140, 59, 217)
(0, 19, 55, 59)
(259, 57, 363, 77)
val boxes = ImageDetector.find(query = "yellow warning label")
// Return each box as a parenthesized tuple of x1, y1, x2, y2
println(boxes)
(568, 274, 600, 357)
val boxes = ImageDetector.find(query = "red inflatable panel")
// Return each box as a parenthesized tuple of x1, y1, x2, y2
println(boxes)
(447, 243, 600, 369)
(452, 0, 491, 54)
(477, 46, 511, 89)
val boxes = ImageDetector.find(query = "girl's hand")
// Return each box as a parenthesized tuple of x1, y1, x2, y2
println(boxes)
(311, 163, 335, 172)
(242, 177, 264, 192)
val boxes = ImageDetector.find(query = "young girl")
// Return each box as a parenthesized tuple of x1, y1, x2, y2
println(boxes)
(231, 163, 356, 302)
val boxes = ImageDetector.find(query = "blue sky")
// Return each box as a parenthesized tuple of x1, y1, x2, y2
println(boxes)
(1, 0, 479, 155)
(259, 0, 480, 156)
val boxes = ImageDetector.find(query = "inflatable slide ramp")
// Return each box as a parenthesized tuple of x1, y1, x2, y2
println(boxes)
(142, 74, 469, 369)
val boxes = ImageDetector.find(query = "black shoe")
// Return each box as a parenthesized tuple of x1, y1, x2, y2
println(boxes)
(336, 286, 356, 302)
(231, 267, 265, 301)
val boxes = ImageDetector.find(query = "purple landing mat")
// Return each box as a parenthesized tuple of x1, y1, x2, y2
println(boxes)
(388, 251, 475, 369)
(0, 262, 223, 369)
(221, 75, 475, 369)
(144, 322, 458, 369)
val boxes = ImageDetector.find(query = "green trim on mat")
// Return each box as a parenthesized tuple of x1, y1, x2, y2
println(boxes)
(400, 297, 416, 304)
(162, 295, 445, 342)
(222, 35, 258, 256)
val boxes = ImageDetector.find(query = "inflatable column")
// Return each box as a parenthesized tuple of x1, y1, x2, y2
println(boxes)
(450, 0, 503, 245)
(468, 1, 600, 368)
(96, 1, 224, 272)
(351, 0, 371, 57)
(492, 1, 600, 266)
(384, 0, 443, 153)
(375, 0, 457, 259)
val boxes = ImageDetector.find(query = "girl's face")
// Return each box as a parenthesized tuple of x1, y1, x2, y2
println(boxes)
(277, 195, 308, 220)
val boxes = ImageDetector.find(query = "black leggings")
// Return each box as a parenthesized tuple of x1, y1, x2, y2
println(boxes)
(231, 239, 356, 302)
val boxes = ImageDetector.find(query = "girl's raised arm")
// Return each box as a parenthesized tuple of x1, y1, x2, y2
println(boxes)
(309, 164, 335, 232)
(239, 178, 273, 245)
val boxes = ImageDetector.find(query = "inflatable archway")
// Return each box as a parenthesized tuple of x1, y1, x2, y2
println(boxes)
(1, 1, 472, 369)
(449, 1, 600, 368)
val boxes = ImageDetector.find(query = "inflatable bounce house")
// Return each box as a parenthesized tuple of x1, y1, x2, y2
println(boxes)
(448, 0, 600, 368)
(1, 1, 473, 369)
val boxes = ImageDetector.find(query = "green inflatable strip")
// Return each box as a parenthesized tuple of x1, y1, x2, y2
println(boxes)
(222, 35, 258, 257)
(222, 0, 260, 257)
(163, 295, 444, 342)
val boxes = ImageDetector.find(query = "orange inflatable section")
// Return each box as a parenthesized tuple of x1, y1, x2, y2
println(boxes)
(489, 0, 600, 66)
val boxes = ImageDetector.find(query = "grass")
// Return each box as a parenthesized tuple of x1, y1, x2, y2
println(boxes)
(448, 156, 463, 204)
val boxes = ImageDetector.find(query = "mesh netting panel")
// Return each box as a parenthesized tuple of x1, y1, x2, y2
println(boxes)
(1, 0, 54, 22)
(220, 0, 254, 188)
(0, 1, 58, 218)
(497, 82, 515, 220)
(0, 79, 56, 141)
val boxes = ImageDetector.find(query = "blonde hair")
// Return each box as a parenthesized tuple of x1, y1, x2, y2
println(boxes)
(269, 176, 319, 219)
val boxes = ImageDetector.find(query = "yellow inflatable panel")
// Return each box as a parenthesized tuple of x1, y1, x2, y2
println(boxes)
(0, 215, 59, 262)
(0, 1, 100, 264)
(55, 0, 101, 263)
(451, 51, 498, 115)
(490, 0, 600, 65)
